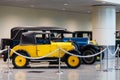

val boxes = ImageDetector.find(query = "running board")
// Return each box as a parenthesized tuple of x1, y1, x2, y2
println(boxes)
(30, 59, 58, 62)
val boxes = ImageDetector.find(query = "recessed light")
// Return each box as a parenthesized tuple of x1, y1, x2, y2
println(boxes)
(30, 5, 35, 8)
(87, 10, 91, 13)
(96, 0, 107, 4)
(64, 3, 68, 6)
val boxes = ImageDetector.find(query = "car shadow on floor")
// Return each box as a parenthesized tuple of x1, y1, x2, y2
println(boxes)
(13, 65, 69, 69)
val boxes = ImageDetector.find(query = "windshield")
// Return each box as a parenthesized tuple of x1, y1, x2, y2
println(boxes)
(51, 32, 72, 38)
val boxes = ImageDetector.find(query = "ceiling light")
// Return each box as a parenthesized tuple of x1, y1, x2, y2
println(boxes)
(64, 3, 68, 6)
(87, 11, 91, 13)
(30, 5, 35, 8)
(95, 0, 107, 4)
(101, 1, 106, 4)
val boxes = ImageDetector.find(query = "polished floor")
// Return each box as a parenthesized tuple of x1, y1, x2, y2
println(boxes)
(0, 57, 120, 80)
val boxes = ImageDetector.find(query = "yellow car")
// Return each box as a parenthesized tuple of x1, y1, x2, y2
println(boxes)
(10, 32, 81, 68)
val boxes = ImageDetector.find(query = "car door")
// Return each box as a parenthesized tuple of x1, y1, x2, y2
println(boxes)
(37, 44, 51, 57)
(50, 42, 59, 57)
(35, 34, 51, 57)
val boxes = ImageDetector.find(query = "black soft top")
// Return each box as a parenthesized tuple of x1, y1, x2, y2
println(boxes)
(73, 31, 92, 33)
(20, 32, 50, 44)
(11, 26, 67, 40)
(11, 26, 66, 32)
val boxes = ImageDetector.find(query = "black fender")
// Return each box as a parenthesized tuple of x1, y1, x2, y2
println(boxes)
(72, 41, 80, 50)
(80, 44, 99, 53)
(12, 50, 30, 60)
(80, 45, 99, 64)
(12, 50, 30, 68)
(1, 49, 30, 62)
(81, 45, 104, 61)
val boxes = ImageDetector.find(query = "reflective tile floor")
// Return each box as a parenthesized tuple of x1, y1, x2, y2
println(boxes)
(0, 58, 120, 80)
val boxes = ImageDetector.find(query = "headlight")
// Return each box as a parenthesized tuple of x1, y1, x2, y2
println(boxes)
(90, 40, 98, 45)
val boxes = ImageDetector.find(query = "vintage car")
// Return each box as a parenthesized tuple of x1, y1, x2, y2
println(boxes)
(50, 31, 99, 64)
(1, 27, 67, 61)
(1, 27, 99, 65)
(72, 31, 104, 60)
(8, 32, 81, 68)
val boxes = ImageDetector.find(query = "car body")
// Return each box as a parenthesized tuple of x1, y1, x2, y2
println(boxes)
(9, 32, 81, 68)
(1, 27, 68, 61)
(73, 31, 104, 60)
(1, 27, 97, 65)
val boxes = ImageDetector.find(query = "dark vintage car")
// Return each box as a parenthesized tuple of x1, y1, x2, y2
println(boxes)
(72, 31, 104, 60)
(50, 31, 99, 64)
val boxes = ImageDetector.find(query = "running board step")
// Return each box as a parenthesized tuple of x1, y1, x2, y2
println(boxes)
(30, 59, 58, 62)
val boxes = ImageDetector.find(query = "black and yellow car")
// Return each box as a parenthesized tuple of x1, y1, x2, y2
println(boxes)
(9, 32, 81, 68)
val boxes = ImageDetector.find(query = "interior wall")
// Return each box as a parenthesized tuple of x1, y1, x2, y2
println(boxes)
(0, 6, 92, 38)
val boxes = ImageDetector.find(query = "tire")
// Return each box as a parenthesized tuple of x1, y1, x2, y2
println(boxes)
(82, 49, 96, 64)
(65, 55, 81, 68)
(12, 55, 29, 68)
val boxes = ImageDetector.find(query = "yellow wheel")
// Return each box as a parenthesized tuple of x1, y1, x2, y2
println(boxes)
(66, 55, 81, 68)
(12, 55, 28, 68)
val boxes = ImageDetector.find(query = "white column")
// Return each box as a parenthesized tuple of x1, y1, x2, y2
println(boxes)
(92, 6, 116, 77)
(92, 6, 116, 46)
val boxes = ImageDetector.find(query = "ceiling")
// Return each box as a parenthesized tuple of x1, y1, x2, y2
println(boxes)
(0, 0, 120, 13)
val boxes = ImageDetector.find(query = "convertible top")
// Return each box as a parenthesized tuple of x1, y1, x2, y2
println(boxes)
(11, 26, 66, 32)
(20, 31, 51, 45)
(11, 26, 67, 40)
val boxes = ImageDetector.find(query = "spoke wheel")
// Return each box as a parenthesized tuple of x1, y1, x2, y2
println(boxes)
(66, 55, 81, 68)
(12, 55, 28, 68)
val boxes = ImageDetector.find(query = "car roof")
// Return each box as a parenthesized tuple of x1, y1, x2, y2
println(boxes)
(11, 26, 67, 31)
(11, 26, 73, 40)
(73, 31, 92, 33)
(22, 31, 50, 36)
(11, 26, 67, 40)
